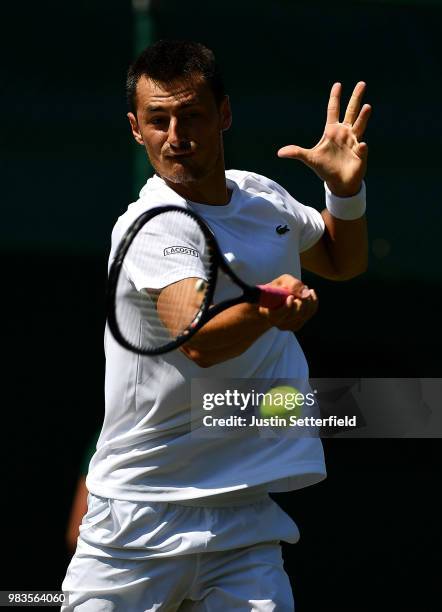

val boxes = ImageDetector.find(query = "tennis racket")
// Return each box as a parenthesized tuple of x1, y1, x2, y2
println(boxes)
(107, 205, 293, 356)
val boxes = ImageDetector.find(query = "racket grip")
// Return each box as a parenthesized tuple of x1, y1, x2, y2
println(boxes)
(257, 285, 292, 309)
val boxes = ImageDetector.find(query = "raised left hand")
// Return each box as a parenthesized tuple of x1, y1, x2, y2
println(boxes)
(277, 82, 371, 197)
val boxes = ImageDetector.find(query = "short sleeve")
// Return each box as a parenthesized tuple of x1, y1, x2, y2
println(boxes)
(252, 174, 325, 253)
(292, 201, 325, 253)
(121, 212, 209, 291)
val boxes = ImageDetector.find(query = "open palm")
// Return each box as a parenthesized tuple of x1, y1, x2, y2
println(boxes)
(278, 82, 371, 197)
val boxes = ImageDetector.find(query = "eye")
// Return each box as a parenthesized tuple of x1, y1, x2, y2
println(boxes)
(150, 117, 167, 126)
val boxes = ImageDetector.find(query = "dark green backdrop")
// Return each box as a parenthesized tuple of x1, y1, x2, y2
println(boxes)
(2, 2, 440, 610)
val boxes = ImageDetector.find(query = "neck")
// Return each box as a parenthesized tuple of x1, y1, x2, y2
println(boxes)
(162, 168, 231, 206)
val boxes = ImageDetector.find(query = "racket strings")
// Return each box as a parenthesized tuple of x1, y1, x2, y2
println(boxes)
(114, 209, 214, 352)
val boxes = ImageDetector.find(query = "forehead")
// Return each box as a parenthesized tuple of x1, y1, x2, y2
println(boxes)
(135, 76, 215, 112)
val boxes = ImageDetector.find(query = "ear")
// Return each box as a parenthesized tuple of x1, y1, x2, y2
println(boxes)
(220, 95, 232, 132)
(127, 112, 144, 146)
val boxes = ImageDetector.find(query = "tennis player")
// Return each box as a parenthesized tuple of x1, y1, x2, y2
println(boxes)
(62, 40, 370, 610)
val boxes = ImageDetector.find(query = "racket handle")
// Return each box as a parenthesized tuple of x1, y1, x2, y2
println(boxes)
(257, 285, 292, 309)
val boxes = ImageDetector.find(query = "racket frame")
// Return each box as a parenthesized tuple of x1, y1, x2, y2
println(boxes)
(107, 205, 265, 356)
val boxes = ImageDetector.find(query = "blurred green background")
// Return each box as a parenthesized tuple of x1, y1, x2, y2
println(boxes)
(4, 0, 442, 284)
(1, 1, 441, 610)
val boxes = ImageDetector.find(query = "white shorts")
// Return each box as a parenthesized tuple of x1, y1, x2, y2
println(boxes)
(62, 493, 299, 611)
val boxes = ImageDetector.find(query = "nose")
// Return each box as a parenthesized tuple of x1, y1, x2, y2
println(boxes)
(167, 117, 190, 151)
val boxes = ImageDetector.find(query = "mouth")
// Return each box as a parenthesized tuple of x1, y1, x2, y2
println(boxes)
(165, 151, 195, 160)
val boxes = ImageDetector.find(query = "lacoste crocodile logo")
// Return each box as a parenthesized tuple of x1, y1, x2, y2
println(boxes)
(276, 224, 290, 235)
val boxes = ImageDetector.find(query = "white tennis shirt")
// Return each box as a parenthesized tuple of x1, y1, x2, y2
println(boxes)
(86, 170, 327, 502)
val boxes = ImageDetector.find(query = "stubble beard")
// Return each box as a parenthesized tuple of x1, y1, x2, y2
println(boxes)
(161, 162, 207, 185)
(147, 136, 224, 186)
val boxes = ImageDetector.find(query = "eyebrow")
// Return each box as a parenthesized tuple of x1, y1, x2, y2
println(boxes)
(146, 101, 199, 113)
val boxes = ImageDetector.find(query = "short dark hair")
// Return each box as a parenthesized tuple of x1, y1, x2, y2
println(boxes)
(126, 39, 225, 114)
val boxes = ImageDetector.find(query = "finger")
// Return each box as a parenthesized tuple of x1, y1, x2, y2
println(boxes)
(273, 297, 300, 330)
(310, 288, 318, 303)
(299, 297, 318, 321)
(302, 289, 318, 310)
(352, 104, 372, 140)
(300, 296, 314, 313)
(301, 289, 318, 305)
(299, 286, 312, 299)
(326, 82, 341, 125)
(277, 145, 310, 162)
(301, 287, 317, 300)
(292, 298, 303, 313)
(343, 81, 366, 126)
(294, 290, 318, 328)
(356, 142, 368, 161)
(272, 275, 305, 295)
(284, 297, 302, 314)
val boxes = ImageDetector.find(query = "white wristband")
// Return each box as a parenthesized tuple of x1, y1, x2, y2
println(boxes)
(324, 180, 366, 220)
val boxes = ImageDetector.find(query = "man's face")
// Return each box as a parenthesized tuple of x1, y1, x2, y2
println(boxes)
(128, 76, 231, 185)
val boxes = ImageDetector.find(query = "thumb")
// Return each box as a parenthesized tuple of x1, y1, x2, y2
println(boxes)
(277, 144, 309, 161)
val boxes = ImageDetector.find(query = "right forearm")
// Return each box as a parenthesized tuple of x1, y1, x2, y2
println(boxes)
(178, 274, 318, 367)
(181, 303, 273, 367)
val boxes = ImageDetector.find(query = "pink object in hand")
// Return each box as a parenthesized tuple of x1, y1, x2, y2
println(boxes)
(257, 285, 292, 309)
